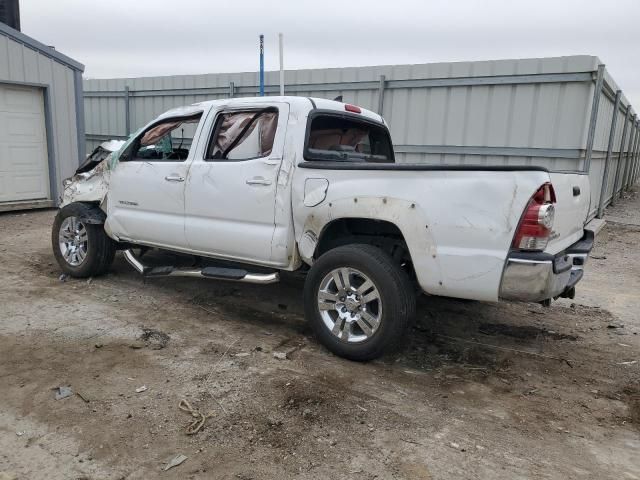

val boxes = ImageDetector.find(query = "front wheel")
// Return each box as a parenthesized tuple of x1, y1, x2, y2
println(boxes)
(52, 203, 116, 278)
(304, 244, 416, 361)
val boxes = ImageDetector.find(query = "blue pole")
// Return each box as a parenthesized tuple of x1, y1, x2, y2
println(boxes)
(259, 34, 264, 96)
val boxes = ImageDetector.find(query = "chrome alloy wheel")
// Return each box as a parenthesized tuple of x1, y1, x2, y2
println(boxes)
(58, 216, 88, 266)
(317, 267, 382, 343)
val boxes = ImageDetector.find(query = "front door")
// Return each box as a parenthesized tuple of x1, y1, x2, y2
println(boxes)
(106, 111, 205, 250)
(184, 102, 290, 266)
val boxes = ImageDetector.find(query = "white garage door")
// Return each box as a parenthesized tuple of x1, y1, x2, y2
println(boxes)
(0, 84, 50, 203)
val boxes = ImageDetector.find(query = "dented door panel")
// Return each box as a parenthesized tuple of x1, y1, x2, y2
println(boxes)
(183, 102, 291, 266)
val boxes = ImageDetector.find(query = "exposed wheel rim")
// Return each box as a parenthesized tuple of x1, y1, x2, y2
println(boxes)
(317, 267, 382, 343)
(58, 216, 89, 266)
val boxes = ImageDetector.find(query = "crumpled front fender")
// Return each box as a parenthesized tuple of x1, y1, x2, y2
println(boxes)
(61, 160, 111, 209)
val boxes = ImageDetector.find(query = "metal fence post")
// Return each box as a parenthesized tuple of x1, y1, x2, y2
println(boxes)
(621, 114, 636, 193)
(597, 90, 621, 218)
(626, 123, 639, 190)
(633, 121, 640, 186)
(229, 81, 235, 98)
(622, 120, 633, 191)
(377, 75, 386, 115)
(124, 86, 131, 136)
(584, 64, 606, 173)
(631, 125, 637, 187)
(611, 106, 630, 206)
(627, 123, 640, 190)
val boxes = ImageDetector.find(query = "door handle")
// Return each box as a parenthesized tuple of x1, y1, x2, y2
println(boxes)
(165, 175, 185, 182)
(246, 177, 272, 186)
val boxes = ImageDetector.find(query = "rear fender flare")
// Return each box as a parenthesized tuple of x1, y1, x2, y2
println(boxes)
(297, 196, 443, 289)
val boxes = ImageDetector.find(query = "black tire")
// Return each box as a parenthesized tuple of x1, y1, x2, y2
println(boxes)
(52, 203, 116, 278)
(304, 244, 416, 361)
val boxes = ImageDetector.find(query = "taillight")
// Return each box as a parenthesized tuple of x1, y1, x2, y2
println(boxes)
(344, 104, 361, 114)
(512, 183, 556, 251)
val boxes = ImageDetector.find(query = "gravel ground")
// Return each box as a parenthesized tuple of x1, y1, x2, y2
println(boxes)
(0, 189, 639, 479)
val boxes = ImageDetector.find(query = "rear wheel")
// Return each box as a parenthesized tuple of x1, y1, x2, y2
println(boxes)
(52, 203, 116, 278)
(304, 244, 415, 361)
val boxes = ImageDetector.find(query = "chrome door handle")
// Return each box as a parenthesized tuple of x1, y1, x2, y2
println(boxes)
(246, 177, 272, 186)
(165, 175, 185, 182)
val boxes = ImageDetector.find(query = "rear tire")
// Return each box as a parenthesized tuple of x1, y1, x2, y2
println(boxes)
(304, 244, 416, 361)
(52, 203, 116, 278)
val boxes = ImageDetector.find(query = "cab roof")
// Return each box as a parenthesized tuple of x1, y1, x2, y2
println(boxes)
(158, 96, 385, 125)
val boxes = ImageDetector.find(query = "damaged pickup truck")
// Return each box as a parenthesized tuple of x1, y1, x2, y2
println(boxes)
(53, 96, 594, 360)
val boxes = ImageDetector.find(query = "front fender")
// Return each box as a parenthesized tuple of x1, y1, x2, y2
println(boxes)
(61, 161, 110, 208)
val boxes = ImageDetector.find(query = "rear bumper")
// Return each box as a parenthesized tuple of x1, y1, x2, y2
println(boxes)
(499, 230, 593, 302)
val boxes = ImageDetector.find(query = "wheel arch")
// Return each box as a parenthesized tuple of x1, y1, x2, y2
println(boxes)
(313, 217, 415, 277)
(61, 201, 106, 225)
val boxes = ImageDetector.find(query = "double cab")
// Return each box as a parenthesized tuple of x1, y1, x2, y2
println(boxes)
(53, 96, 594, 360)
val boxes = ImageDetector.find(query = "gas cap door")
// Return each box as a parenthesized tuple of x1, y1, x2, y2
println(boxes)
(303, 178, 329, 207)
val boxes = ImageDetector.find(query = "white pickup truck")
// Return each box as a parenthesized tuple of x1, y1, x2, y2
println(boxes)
(53, 96, 594, 360)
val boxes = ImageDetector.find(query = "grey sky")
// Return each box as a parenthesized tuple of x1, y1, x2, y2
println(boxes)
(20, 0, 640, 105)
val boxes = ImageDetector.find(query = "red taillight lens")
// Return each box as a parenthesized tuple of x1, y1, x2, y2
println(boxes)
(512, 183, 556, 251)
(344, 104, 361, 113)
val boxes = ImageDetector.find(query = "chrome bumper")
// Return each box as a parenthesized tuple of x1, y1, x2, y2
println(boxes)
(499, 232, 593, 302)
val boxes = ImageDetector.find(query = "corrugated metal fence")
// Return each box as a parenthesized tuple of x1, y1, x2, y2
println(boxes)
(83, 55, 640, 220)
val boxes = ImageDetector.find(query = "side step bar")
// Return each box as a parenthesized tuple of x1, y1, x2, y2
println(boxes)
(123, 250, 279, 285)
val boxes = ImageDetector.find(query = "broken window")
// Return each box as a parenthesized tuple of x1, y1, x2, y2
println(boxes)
(205, 108, 278, 161)
(122, 113, 203, 162)
(305, 114, 394, 163)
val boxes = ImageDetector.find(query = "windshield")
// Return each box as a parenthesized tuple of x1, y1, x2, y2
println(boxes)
(305, 114, 394, 163)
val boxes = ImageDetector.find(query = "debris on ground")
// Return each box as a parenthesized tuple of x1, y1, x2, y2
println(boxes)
(3, 205, 640, 479)
(76, 391, 90, 403)
(608, 324, 625, 329)
(53, 386, 73, 400)
(273, 351, 288, 360)
(234, 352, 251, 358)
(139, 327, 170, 350)
(58, 274, 68, 283)
(163, 454, 187, 471)
(178, 399, 213, 435)
(616, 360, 637, 366)
(135, 385, 148, 393)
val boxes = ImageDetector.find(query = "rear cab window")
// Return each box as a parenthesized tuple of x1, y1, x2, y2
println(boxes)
(304, 112, 394, 163)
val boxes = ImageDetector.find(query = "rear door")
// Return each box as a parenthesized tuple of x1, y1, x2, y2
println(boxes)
(183, 102, 290, 266)
(546, 172, 591, 254)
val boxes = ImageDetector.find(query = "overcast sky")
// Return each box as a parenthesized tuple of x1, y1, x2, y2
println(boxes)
(20, 0, 640, 106)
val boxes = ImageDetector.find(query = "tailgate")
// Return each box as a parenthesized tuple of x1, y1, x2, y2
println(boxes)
(545, 172, 591, 254)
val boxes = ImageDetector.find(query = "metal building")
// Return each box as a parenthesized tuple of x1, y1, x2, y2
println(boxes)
(0, 21, 85, 212)
(84, 55, 639, 220)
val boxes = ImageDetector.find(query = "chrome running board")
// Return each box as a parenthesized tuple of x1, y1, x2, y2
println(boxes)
(123, 249, 279, 285)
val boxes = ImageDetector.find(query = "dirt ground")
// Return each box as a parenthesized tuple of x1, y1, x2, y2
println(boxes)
(1, 191, 639, 480)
